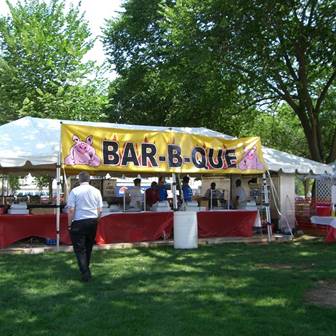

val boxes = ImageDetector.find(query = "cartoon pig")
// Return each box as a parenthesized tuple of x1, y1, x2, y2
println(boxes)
(64, 135, 101, 167)
(238, 145, 264, 170)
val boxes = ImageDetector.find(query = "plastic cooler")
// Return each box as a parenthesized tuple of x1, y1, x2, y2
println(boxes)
(173, 211, 198, 249)
(316, 203, 331, 216)
(45, 238, 57, 245)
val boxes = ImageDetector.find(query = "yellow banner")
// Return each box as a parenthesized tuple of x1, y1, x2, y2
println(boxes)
(61, 124, 266, 174)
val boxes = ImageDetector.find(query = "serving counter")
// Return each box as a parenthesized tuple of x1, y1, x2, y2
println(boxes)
(0, 214, 70, 249)
(0, 209, 258, 249)
(197, 210, 257, 238)
(0, 212, 173, 248)
(96, 211, 173, 244)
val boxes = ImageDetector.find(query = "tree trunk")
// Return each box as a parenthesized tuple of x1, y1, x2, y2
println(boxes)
(295, 106, 323, 162)
(327, 128, 336, 163)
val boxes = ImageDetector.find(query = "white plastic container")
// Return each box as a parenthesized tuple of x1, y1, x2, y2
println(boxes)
(151, 201, 171, 212)
(8, 209, 29, 215)
(174, 211, 198, 249)
(185, 201, 199, 212)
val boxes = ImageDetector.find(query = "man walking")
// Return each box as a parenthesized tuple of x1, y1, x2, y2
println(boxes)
(67, 171, 103, 282)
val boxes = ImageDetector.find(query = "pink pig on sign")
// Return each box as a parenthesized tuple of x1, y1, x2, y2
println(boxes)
(238, 145, 264, 170)
(64, 135, 101, 167)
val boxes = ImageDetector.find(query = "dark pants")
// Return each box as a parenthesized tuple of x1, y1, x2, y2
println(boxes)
(208, 198, 218, 209)
(70, 218, 98, 275)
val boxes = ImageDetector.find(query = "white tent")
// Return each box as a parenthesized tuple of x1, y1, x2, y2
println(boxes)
(199, 129, 333, 175)
(1, 116, 332, 242)
(0, 116, 332, 175)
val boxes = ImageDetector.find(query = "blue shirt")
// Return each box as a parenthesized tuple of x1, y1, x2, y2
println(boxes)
(158, 185, 168, 201)
(182, 185, 193, 202)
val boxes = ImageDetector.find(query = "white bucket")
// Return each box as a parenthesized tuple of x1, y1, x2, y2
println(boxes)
(174, 211, 198, 249)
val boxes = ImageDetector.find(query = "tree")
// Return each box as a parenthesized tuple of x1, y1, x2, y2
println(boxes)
(160, 0, 336, 162)
(240, 104, 309, 157)
(103, 0, 336, 162)
(8, 175, 20, 194)
(102, 0, 247, 136)
(0, 0, 107, 123)
(35, 176, 50, 191)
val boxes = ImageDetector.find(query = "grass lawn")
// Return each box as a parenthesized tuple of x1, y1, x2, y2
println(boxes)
(1, 239, 336, 336)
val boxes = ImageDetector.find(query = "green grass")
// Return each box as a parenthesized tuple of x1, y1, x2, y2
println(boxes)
(1, 240, 336, 336)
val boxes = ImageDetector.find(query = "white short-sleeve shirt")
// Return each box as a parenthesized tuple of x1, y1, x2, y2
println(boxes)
(235, 186, 247, 209)
(67, 182, 103, 221)
(128, 187, 143, 209)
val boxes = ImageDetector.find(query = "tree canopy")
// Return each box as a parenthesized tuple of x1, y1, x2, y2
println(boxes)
(103, 0, 336, 162)
(0, 0, 107, 123)
(102, 0, 244, 134)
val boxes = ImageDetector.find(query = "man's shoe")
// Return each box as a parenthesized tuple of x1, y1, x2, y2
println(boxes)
(81, 272, 91, 282)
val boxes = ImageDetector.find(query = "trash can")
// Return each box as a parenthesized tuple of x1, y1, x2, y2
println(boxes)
(174, 211, 198, 249)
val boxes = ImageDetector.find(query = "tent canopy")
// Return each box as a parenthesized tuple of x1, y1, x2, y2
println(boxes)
(0, 116, 332, 175)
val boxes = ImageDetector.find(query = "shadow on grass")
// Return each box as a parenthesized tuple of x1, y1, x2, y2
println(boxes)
(0, 240, 336, 336)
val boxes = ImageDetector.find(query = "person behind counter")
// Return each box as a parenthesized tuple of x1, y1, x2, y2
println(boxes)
(233, 179, 247, 209)
(182, 176, 193, 202)
(158, 176, 168, 201)
(204, 182, 223, 209)
(127, 178, 143, 209)
(145, 181, 160, 210)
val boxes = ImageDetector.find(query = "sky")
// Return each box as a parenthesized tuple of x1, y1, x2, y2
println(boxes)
(0, 0, 124, 65)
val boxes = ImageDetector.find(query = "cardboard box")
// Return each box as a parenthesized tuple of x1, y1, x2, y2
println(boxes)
(103, 179, 117, 197)
(90, 179, 102, 192)
(70, 178, 79, 190)
(30, 208, 56, 215)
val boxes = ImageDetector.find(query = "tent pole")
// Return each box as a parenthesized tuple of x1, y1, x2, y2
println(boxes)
(177, 174, 186, 211)
(48, 177, 53, 203)
(143, 187, 146, 211)
(172, 173, 178, 210)
(263, 173, 272, 242)
(63, 168, 69, 203)
(56, 151, 61, 252)
(1, 175, 4, 204)
(227, 189, 230, 209)
(210, 189, 213, 210)
(6, 175, 8, 197)
(56, 122, 63, 252)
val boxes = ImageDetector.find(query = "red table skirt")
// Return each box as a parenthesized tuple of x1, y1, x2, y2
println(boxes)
(0, 214, 70, 249)
(316, 206, 331, 216)
(0, 212, 173, 248)
(326, 226, 336, 243)
(0, 210, 254, 248)
(197, 210, 257, 238)
(96, 212, 173, 244)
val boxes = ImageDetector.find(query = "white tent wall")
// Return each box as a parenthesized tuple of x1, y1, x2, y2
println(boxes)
(269, 173, 296, 231)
